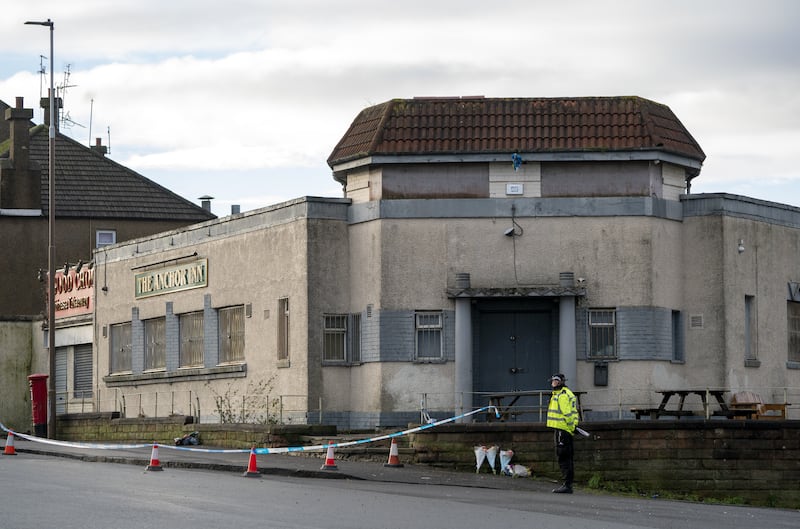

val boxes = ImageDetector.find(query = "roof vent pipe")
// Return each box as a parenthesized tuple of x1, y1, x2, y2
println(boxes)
(198, 195, 214, 212)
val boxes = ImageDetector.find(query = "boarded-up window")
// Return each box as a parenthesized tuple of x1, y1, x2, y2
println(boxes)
(219, 306, 245, 364)
(179, 311, 204, 367)
(788, 302, 800, 363)
(350, 313, 362, 363)
(144, 317, 166, 371)
(277, 298, 289, 362)
(110, 322, 132, 373)
(74, 344, 93, 398)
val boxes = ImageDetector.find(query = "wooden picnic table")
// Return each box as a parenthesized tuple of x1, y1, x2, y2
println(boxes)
(631, 389, 758, 420)
(487, 390, 587, 422)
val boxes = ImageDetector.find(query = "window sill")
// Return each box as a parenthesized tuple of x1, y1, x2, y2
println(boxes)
(787, 361, 800, 370)
(104, 364, 247, 386)
(414, 358, 447, 364)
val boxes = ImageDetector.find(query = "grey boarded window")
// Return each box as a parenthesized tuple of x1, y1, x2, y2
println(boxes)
(74, 344, 93, 398)
(144, 317, 166, 370)
(219, 305, 245, 364)
(110, 322, 132, 373)
(179, 311, 204, 367)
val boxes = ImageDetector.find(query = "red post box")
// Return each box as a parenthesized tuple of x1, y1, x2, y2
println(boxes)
(28, 374, 49, 437)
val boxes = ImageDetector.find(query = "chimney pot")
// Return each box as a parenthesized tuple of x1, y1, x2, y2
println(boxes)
(90, 137, 108, 156)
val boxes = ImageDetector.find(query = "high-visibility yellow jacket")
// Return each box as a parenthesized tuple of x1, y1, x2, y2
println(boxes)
(547, 386, 578, 435)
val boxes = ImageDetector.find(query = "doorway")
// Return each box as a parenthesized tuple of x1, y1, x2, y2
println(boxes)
(472, 299, 557, 418)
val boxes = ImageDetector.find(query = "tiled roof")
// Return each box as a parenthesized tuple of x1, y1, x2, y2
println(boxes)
(14, 126, 216, 221)
(328, 96, 705, 167)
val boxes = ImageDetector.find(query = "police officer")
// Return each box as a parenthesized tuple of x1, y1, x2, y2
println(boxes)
(546, 373, 578, 493)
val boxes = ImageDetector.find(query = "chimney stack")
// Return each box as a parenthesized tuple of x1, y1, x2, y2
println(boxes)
(40, 89, 63, 131)
(231, 204, 241, 215)
(7, 97, 33, 169)
(90, 137, 108, 156)
(0, 97, 40, 210)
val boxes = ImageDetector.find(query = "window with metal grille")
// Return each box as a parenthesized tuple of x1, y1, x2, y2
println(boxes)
(179, 311, 204, 367)
(745, 295, 757, 360)
(588, 309, 616, 358)
(144, 317, 166, 370)
(788, 302, 800, 363)
(350, 313, 362, 363)
(219, 305, 245, 364)
(415, 312, 443, 360)
(109, 322, 132, 373)
(73, 344, 93, 398)
(277, 298, 289, 362)
(323, 314, 347, 362)
(671, 310, 684, 362)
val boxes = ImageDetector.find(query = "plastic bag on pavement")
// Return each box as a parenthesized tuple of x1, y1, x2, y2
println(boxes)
(174, 431, 200, 446)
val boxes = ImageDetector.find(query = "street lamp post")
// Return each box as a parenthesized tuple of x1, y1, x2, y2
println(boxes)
(25, 18, 57, 439)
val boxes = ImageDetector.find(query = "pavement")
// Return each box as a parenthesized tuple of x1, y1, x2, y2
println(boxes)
(7, 436, 559, 493)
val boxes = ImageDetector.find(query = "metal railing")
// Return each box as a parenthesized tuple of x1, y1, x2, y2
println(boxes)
(56, 385, 800, 425)
(420, 386, 800, 422)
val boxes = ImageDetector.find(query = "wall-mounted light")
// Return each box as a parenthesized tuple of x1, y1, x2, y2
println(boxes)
(504, 204, 524, 237)
(737, 239, 745, 253)
(75, 260, 84, 273)
(63, 263, 70, 275)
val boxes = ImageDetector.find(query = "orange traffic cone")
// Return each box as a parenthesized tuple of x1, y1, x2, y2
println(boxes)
(320, 441, 338, 470)
(3, 433, 17, 455)
(145, 443, 163, 471)
(384, 438, 404, 468)
(243, 446, 261, 478)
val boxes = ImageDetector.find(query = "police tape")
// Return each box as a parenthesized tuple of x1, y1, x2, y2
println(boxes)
(1, 405, 499, 455)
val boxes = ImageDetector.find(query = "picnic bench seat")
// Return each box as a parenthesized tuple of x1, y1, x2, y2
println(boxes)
(630, 407, 694, 420)
(730, 391, 791, 420)
(712, 408, 758, 419)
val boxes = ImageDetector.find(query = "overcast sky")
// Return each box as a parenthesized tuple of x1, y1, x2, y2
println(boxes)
(2, 0, 798, 217)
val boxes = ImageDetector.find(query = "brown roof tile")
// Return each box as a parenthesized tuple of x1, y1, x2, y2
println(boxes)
(16, 126, 216, 221)
(328, 96, 705, 167)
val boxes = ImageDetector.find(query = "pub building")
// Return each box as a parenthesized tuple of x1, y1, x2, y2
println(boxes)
(86, 97, 798, 428)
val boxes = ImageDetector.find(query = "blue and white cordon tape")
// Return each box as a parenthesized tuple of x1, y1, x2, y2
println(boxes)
(1, 405, 500, 455)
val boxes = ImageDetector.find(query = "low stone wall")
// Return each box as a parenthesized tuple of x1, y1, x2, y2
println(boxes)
(57, 413, 335, 448)
(52, 414, 799, 508)
(409, 420, 800, 508)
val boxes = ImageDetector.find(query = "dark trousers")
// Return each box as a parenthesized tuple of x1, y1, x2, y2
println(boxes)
(554, 429, 574, 486)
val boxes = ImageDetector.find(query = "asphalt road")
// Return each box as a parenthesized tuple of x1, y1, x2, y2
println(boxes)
(1, 453, 797, 529)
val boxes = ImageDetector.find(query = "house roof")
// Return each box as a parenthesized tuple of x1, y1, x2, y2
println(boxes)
(327, 96, 706, 168)
(1, 122, 216, 221)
